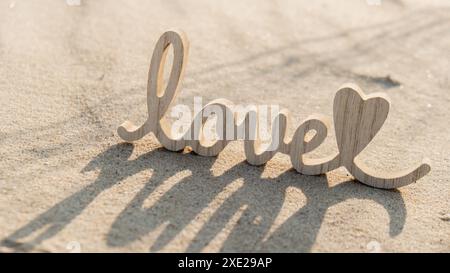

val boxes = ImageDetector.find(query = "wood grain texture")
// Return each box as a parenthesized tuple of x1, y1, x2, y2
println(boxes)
(118, 30, 430, 189)
(333, 84, 431, 189)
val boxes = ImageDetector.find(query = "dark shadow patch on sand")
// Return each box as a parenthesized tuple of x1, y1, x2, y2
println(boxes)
(357, 74, 401, 89)
(1, 143, 406, 252)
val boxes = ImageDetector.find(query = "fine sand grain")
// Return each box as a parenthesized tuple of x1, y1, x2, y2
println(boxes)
(0, 0, 449, 252)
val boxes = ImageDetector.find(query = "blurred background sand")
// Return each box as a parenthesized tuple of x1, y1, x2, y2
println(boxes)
(0, 0, 449, 252)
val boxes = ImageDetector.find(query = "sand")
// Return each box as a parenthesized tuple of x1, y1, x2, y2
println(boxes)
(0, 0, 449, 252)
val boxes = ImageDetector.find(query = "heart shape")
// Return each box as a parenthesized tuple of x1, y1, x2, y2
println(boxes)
(333, 84, 390, 164)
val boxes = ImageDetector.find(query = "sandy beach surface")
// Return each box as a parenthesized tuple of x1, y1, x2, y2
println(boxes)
(0, 0, 449, 252)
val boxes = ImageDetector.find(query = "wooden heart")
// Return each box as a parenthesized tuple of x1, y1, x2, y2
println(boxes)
(333, 84, 390, 165)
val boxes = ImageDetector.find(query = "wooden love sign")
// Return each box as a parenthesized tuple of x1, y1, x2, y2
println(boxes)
(118, 30, 430, 189)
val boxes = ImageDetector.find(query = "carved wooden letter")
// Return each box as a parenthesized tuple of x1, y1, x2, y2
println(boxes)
(117, 30, 431, 189)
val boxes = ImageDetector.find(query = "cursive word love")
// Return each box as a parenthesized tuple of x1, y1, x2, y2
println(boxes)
(117, 30, 430, 189)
